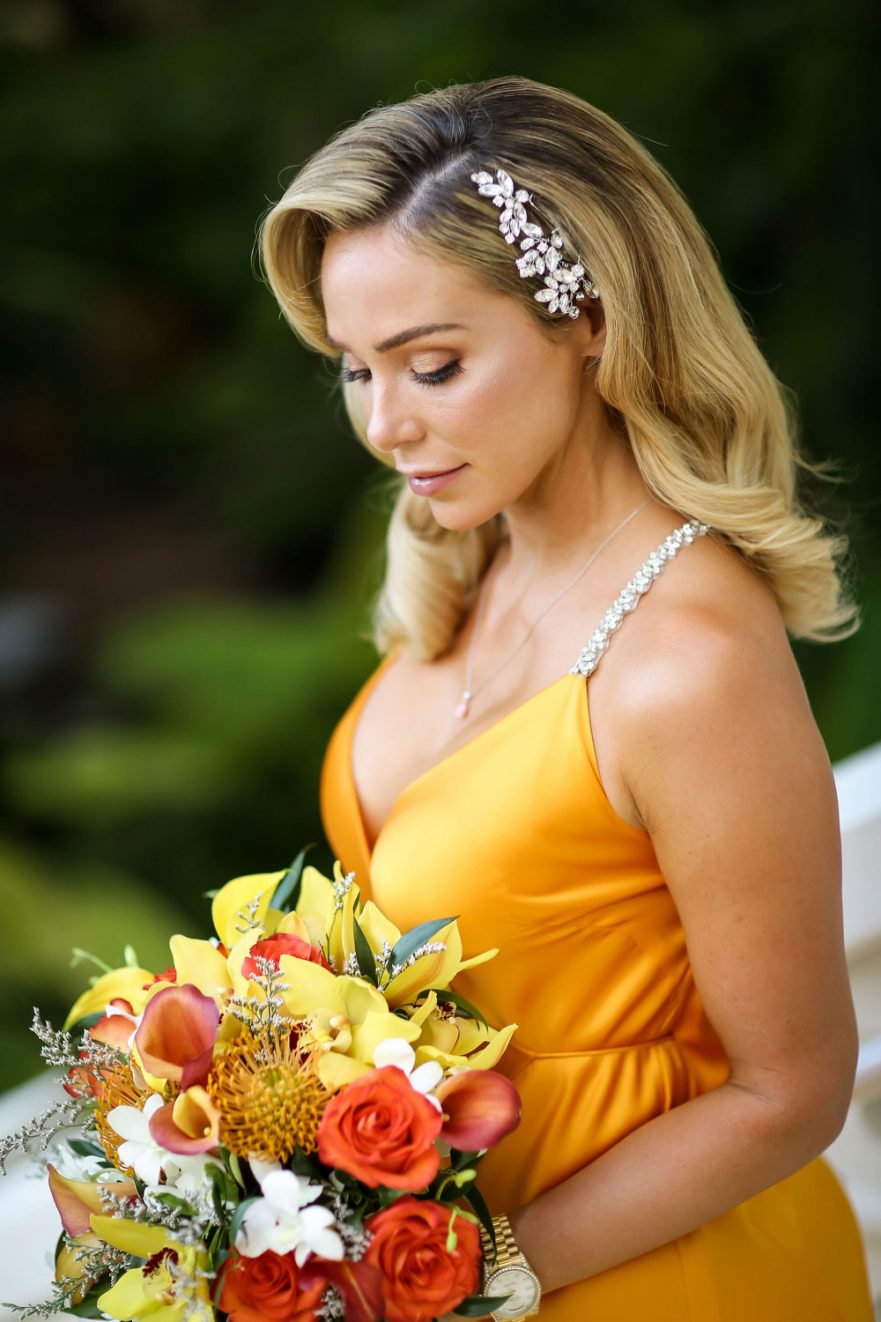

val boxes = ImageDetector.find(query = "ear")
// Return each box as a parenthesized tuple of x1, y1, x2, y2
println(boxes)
(578, 296, 606, 361)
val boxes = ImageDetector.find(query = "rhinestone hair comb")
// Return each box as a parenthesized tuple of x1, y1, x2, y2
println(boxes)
(470, 167, 600, 317)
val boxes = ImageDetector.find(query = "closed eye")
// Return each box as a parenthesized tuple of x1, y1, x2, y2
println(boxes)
(340, 360, 464, 388)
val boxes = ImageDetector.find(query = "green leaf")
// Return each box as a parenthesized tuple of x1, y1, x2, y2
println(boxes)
(450, 1147, 481, 1171)
(352, 916, 378, 985)
(270, 843, 315, 913)
(227, 1151, 245, 1189)
(67, 1138, 106, 1160)
(463, 1182, 496, 1249)
(375, 1185, 408, 1207)
(202, 887, 220, 899)
(289, 1147, 322, 1179)
(69, 947, 113, 974)
(68, 1291, 111, 1318)
(227, 1195, 260, 1247)
(152, 1191, 196, 1214)
(123, 944, 140, 967)
(389, 916, 458, 970)
(453, 1292, 514, 1316)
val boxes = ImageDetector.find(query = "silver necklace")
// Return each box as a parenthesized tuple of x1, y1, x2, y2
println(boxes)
(454, 499, 650, 719)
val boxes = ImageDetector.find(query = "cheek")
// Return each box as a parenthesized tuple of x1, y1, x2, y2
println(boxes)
(459, 350, 573, 458)
(496, 340, 570, 410)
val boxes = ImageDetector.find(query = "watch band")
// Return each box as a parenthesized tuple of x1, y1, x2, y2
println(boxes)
(480, 1212, 523, 1268)
(479, 1213, 542, 1319)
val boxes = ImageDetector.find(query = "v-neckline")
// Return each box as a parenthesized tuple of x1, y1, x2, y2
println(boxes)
(348, 647, 578, 861)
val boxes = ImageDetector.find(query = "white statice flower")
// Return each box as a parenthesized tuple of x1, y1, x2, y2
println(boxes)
(236, 1169, 343, 1265)
(373, 1038, 443, 1112)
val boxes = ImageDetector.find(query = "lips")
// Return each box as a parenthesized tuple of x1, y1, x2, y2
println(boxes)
(404, 465, 467, 496)
(399, 467, 459, 478)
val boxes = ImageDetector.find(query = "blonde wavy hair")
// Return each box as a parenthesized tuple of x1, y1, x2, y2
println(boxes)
(257, 74, 860, 661)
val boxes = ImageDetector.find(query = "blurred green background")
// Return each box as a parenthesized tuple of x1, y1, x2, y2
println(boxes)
(1, 0, 878, 1091)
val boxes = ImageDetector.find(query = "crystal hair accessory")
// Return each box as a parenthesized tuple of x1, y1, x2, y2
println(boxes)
(470, 167, 600, 318)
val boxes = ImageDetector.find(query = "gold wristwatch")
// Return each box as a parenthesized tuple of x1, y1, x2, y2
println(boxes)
(479, 1213, 542, 1320)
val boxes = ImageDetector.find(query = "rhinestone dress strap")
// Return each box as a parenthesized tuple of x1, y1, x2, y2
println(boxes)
(569, 517, 711, 679)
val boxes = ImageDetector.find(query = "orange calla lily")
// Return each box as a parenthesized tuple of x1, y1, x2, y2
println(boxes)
(148, 1085, 221, 1155)
(434, 1069, 521, 1150)
(134, 984, 219, 1089)
(48, 1164, 137, 1236)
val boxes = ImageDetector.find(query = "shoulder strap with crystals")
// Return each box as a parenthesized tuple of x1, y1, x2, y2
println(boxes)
(569, 517, 711, 678)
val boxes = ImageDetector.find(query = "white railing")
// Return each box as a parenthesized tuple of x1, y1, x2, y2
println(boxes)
(0, 1073, 67, 1318)
(1, 741, 880, 1315)
(825, 739, 881, 1311)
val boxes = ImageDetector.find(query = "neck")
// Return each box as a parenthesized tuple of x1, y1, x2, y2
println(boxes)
(498, 421, 655, 599)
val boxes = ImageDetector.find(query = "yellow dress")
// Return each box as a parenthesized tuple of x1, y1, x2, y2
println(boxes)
(319, 519, 874, 1320)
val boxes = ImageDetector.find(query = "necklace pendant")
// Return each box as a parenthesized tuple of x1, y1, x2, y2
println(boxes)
(455, 690, 472, 720)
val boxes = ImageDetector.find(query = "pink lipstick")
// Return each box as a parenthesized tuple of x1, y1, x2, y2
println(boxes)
(406, 464, 468, 495)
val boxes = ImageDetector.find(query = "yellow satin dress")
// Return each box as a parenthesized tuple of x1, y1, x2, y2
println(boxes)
(319, 519, 874, 1320)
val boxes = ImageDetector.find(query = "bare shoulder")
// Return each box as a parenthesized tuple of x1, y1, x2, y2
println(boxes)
(614, 527, 837, 859)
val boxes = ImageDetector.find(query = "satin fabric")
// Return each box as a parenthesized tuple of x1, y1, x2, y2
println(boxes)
(319, 646, 874, 1319)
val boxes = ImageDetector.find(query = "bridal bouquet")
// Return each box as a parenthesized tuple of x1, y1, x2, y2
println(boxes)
(2, 850, 521, 1320)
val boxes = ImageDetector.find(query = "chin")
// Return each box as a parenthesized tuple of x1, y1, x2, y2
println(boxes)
(428, 501, 497, 534)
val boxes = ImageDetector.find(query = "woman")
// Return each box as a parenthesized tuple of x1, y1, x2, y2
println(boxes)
(258, 76, 873, 1320)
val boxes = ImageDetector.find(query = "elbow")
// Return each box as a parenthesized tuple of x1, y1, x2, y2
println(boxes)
(801, 1085, 853, 1151)
(733, 1039, 859, 1155)
(783, 1048, 859, 1152)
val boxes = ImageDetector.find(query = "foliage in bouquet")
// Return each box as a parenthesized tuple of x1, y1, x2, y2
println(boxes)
(1, 848, 521, 1321)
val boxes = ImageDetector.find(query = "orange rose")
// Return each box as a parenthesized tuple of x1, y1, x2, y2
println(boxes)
(365, 1197, 482, 1322)
(316, 1065, 443, 1190)
(218, 1250, 326, 1322)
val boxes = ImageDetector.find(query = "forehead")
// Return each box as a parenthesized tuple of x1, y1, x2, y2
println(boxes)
(320, 222, 491, 342)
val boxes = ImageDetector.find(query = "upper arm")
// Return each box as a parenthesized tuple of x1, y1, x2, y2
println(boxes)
(618, 604, 857, 1132)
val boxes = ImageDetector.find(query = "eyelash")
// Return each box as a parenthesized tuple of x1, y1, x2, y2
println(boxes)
(340, 360, 464, 389)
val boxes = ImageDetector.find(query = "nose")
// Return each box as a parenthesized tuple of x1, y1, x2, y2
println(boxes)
(364, 380, 424, 454)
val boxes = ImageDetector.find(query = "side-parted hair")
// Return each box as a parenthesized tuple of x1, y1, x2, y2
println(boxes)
(257, 75, 860, 660)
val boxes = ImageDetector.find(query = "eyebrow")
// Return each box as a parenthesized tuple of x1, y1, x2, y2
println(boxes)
(325, 323, 467, 354)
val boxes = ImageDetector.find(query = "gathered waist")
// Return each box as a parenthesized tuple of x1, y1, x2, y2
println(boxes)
(502, 1031, 679, 1066)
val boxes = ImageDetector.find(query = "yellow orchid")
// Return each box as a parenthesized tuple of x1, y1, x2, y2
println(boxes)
(64, 965, 155, 1030)
(210, 867, 286, 950)
(381, 917, 499, 1009)
(90, 1215, 212, 1321)
(412, 1000, 519, 1073)
(293, 861, 502, 1008)
(278, 958, 421, 1089)
(167, 934, 231, 1002)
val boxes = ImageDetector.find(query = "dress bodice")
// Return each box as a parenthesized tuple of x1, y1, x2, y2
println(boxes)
(319, 516, 729, 1132)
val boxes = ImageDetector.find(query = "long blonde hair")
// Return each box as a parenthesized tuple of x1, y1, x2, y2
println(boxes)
(257, 75, 860, 661)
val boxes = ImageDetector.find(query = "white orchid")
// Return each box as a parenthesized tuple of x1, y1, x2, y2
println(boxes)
(107, 1093, 170, 1185)
(144, 1152, 224, 1218)
(373, 1037, 444, 1112)
(235, 1169, 343, 1264)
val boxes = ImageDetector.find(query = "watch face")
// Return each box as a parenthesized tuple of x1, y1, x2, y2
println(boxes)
(487, 1265, 541, 1318)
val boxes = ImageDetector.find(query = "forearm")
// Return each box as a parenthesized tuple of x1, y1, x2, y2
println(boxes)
(508, 1079, 842, 1295)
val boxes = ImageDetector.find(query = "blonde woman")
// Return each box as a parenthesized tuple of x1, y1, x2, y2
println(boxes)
(259, 76, 873, 1320)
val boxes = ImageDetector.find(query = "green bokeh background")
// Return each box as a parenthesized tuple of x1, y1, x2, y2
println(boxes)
(1, 0, 878, 1091)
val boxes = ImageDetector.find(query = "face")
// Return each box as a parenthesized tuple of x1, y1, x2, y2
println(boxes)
(320, 222, 605, 533)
